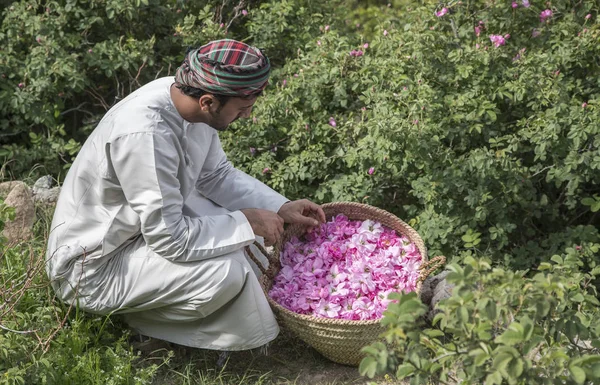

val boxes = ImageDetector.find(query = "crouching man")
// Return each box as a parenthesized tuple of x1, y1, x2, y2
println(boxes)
(46, 39, 325, 351)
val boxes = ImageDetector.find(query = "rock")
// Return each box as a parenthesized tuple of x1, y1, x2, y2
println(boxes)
(0, 181, 20, 198)
(32, 175, 60, 205)
(2, 182, 35, 242)
(420, 270, 449, 306)
(33, 187, 61, 205)
(427, 274, 455, 322)
(33, 175, 54, 192)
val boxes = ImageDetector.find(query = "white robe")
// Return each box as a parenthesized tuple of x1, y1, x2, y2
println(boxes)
(46, 77, 288, 350)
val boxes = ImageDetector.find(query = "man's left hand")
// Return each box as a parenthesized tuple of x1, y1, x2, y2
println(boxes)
(277, 199, 326, 229)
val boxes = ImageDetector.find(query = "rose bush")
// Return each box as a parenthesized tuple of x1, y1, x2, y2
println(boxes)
(0, 0, 345, 179)
(224, 0, 600, 271)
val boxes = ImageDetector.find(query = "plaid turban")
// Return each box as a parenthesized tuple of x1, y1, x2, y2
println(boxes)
(175, 39, 271, 97)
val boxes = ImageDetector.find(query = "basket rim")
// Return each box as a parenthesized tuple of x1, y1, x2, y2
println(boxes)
(263, 201, 429, 326)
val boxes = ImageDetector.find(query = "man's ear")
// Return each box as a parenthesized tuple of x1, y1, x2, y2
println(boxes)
(198, 95, 215, 112)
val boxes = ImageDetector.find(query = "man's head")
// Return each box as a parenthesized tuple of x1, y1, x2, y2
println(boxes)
(172, 39, 270, 130)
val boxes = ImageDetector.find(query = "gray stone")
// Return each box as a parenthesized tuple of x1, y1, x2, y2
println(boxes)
(2, 181, 35, 242)
(33, 187, 61, 205)
(427, 275, 455, 322)
(33, 175, 54, 192)
(420, 270, 449, 306)
(31, 175, 60, 205)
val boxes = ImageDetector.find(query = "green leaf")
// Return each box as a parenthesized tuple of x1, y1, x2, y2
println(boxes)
(423, 329, 445, 338)
(458, 307, 469, 323)
(485, 371, 503, 385)
(359, 356, 378, 379)
(469, 348, 489, 367)
(522, 317, 534, 341)
(492, 353, 513, 373)
(495, 323, 524, 346)
(396, 363, 415, 379)
(506, 358, 524, 379)
(569, 365, 586, 385)
(570, 355, 600, 367)
(485, 300, 497, 320)
(570, 293, 585, 303)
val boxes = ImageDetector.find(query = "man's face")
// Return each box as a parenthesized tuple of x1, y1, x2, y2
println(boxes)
(208, 96, 257, 131)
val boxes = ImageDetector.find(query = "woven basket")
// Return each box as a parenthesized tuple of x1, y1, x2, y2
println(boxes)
(245, 202, 445, 366)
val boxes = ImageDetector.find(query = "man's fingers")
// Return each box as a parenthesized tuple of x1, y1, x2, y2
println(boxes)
(296, 214, 320, 227)
(305, 201, 326, 224)
(316, 206, 326, 223)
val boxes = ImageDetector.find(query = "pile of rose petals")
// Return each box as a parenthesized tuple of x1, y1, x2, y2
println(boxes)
(268, 214, 422, 320)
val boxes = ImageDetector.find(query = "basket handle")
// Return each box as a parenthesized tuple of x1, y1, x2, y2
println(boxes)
(417, 255, 446, 284)
(244, 241, 278, 279)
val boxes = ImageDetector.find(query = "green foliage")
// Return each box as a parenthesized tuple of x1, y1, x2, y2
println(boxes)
(361, 245, 600, 384)
(0, 0, 344, 179)
(222, 0, 600, 268)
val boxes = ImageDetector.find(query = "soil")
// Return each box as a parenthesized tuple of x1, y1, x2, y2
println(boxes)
(144, 328, 399, 385)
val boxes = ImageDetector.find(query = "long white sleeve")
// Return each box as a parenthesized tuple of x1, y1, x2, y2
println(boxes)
(109, 131, 256, 262)
(196, 132, 289, 213)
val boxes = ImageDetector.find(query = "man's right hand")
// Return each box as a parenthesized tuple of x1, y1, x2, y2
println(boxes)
(240, 208, 284, 246)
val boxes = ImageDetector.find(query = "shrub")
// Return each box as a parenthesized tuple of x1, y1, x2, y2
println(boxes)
(223, 0, 600, 268)
(360, 245, 600, 384)
(0, 0, 345, 179)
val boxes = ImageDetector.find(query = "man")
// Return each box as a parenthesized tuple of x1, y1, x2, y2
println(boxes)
(46, 39, 326, 352)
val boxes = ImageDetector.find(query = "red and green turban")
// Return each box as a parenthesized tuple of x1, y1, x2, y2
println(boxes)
(175, 39, 271, 97)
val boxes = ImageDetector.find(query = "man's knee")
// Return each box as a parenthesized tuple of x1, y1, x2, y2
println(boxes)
(189, 256, 247, 318)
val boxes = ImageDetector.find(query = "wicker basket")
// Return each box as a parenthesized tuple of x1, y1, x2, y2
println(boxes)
(245, 202, 445, 366)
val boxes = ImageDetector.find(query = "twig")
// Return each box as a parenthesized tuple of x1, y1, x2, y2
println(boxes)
(0, 324, 37, 334)
(432, 350, 469, 362)
(85, 88, 110, 111)
(39, 248, 88, 353)
(60, 102, 94, 116)
(154, 66, 164, 80)
(225, 0, 246, 32)
(530, 165, 555, 178)
(133, 60, 147, 89)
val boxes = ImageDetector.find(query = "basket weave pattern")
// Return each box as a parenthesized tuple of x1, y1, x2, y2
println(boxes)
(246, 202, 445, 366)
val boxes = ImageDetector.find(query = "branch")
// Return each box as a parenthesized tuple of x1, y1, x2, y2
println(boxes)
(0, 323, 37, 334)
(225, 0, 247, 32)
(530, 165, 555, 178)
(85, 88, 110, 111)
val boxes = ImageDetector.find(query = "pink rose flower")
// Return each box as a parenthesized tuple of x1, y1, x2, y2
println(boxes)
(489, 34, 506, 48)
(435, 7, 448, 17)
(540, 9, 553, 22)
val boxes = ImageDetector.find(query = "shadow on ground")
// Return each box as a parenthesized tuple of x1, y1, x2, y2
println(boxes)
(143, 328, 394, 385)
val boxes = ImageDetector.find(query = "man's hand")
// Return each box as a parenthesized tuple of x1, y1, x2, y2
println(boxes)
(277, 199, 326, 231)
(240, 208, 284, 246)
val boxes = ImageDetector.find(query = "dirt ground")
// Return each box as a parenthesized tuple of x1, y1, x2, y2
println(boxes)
(145, 328, 397, 385)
